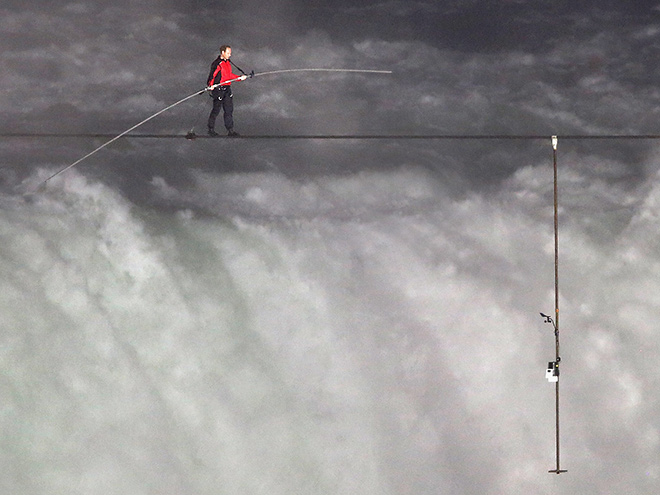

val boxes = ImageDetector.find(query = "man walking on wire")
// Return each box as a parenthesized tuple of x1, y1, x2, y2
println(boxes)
(207, 45, 247, 137)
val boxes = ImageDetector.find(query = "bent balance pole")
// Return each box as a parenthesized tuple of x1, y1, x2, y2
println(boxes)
(35, 68, 392, 190)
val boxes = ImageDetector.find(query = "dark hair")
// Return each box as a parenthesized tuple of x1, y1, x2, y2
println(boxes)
(220, 45, 231, 53)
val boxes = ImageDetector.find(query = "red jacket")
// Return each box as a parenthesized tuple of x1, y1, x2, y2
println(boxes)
(207, 57, 241, 87)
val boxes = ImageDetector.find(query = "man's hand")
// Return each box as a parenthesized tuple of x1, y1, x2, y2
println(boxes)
(240, 75, 248, 81)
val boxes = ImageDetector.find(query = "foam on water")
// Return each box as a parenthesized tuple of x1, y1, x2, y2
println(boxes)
(2, 163, 660, 494)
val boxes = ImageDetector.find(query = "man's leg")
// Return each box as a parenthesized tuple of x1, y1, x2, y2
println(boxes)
(222, 89, 234, 132)
(208, 96, 222, 136)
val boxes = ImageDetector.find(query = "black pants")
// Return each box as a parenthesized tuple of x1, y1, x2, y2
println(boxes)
(208, 87, 234, 131)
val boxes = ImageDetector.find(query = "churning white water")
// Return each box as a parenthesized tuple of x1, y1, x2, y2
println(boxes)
(2, 161, 660, 494)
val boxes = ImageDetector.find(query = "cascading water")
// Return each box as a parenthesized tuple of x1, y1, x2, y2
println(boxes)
(3, 160, 660, 494)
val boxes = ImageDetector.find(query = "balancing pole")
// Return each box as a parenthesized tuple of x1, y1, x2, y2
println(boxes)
(34, 68, 392, 189)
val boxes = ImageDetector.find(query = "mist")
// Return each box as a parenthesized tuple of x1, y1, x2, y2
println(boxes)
(2, 149, 660, 493)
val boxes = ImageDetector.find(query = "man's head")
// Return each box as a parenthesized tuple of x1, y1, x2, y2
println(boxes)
(220, 45, 232, 59)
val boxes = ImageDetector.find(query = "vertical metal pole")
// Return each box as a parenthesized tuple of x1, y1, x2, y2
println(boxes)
(550, 135, 567, 474)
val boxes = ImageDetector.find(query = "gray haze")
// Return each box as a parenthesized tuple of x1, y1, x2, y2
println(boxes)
(2, 1, 660, 494)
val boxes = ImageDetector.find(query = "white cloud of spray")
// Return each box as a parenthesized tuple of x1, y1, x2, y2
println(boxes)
(3, 151, 660, 494)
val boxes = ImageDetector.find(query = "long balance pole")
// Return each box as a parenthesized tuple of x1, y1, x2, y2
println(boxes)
(33, 68, 392, 190)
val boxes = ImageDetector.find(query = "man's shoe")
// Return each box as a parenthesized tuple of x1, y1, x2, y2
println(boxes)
(208, 129, 220, 137)
(227, 130, 240, 137)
